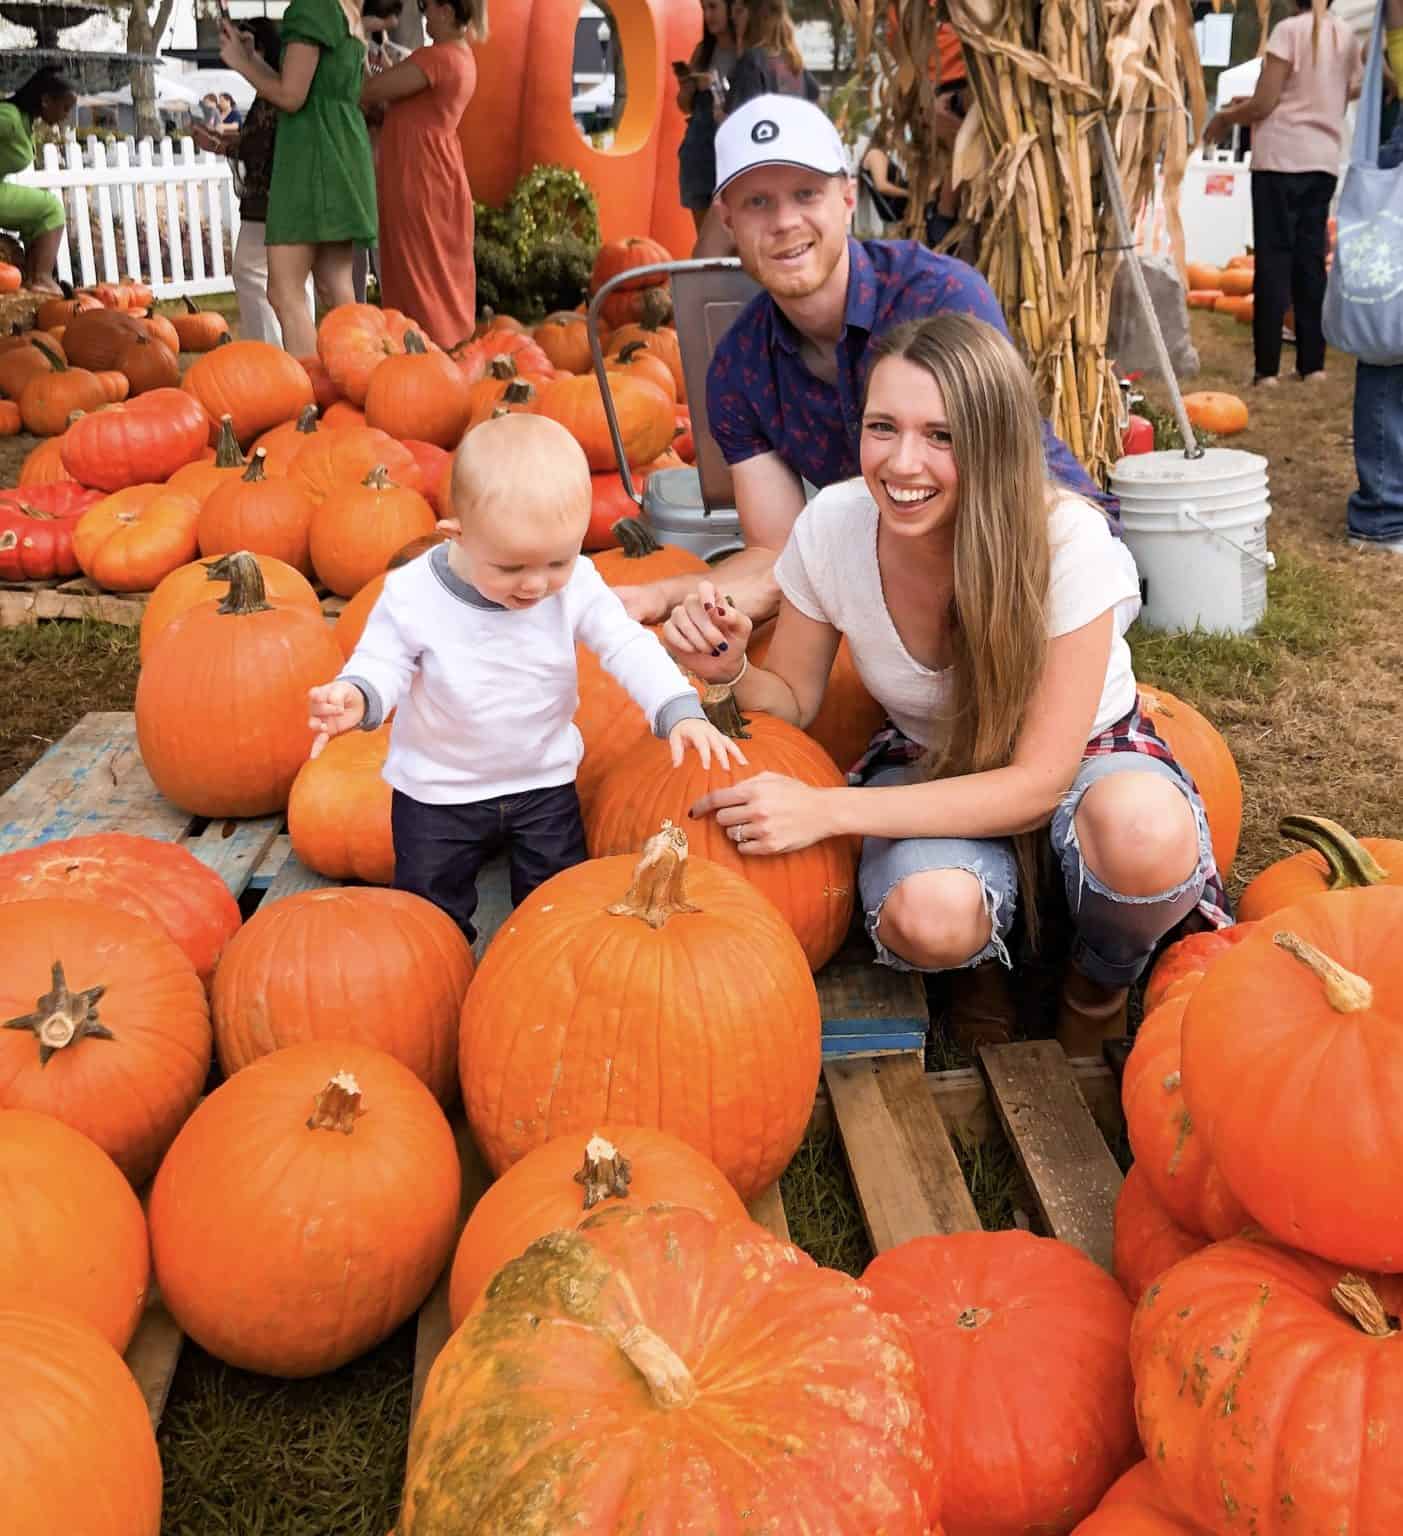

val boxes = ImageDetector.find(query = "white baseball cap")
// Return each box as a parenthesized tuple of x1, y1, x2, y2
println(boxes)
(713, 95, 849, 198)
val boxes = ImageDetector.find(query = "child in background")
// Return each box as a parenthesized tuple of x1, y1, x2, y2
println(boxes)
(307, 414, 745, 940)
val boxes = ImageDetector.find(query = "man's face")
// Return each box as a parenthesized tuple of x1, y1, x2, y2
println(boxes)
(719, 165, 853, 301)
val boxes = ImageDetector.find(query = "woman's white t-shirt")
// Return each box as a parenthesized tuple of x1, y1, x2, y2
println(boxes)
(772, 479, 1141, 751)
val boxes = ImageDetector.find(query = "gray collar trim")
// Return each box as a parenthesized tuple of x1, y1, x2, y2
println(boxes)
(430, 544, 507, 610)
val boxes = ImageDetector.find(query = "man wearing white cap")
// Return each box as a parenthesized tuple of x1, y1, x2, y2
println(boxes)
(617, 94, 1114, 628)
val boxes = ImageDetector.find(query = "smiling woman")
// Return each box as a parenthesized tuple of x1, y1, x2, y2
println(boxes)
(668, 312, 1234, 1053)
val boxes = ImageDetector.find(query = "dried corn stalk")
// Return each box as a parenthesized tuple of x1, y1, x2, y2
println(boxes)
(871, 0, 1207, 484)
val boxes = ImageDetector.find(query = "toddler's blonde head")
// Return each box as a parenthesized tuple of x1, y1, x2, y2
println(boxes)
(449, 413, 591, 543)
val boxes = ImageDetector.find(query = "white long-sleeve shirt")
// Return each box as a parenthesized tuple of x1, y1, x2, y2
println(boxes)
(340, 546, 704, 805)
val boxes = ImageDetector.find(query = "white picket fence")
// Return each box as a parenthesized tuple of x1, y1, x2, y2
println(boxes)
(9, 137, 240, 299)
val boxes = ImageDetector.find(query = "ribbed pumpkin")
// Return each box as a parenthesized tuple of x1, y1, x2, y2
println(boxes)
(19, 349, 112, 436)
(287, 726, 395, 883)
(1141, 921, 1256, 1014)
(751, 624, 889, 773)
(461, 824, 821, 1202)
(450, 328, 554, 385)
(587, 686, 857, 971)
(1071, 1464, 1202, 1536)
(532, 309, 593, 374)
(1111, 1164, 1207, 1307)
(363, 330, 471, 448)
(60, 386, 209, 491)
(1182, 390, 1248, 436)
(18, 434, 76, 484)
(60, 306, 148, 371)
(1122, 989, 1250, 1241)
(0, 830, 240, 991)
(165, 414, 247, 505)
(447, 1126, 749, 1325)
(250, 402, 319, 477)
(141, 552, 320, 661)
(863, 1230, 1138, 1536)
(181, 339, 315, 446)
(535, 371, 675, 471)
(308, 465, 436, 597)
(149, 1040, 460, 1377)
(198, 451, 316, 576)
(1237, 814, 1403, 920)
(1136, 685, 1242, 877)
(1131, 1238, 1403, 1536)
(403, 1204, 938, 1536)
(1181, 887, 1403, 1270)
(0, 898, 210, 1185)
(573, 632, 665, 811)
(0, 481, 101, 581)
(317, 302, 424, 404)
(1, 1305, 163, 1536)
(0, 1109, 149, 1351)
(212, 886, 472, 1104)
(72, 483, 202, 591)
(116, 331, 180, 395)
(590, 516, 708, 587)
(136, 551, 345, 817)
(169, 297, 230, 352)
(287, 423, 420, 506)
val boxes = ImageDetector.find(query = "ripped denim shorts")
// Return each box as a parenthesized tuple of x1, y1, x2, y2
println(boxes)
(858, 751, 1218, 989)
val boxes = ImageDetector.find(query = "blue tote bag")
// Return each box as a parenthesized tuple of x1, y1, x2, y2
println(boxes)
(1323, 0, 1403, 364)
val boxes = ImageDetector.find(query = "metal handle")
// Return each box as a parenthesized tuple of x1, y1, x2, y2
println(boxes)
(586, 256, 744, 509)
(1179, 501, 1276, 570)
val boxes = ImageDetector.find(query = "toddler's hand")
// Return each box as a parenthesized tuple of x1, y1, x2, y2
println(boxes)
(307, 681, 366, 759)
(662, 580, 752, 681)
(669, 717, 748, 771)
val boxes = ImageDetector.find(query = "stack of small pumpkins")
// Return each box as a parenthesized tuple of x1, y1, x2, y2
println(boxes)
(1104, 812, 1403, 1534)
(1185, 254, 1254, 325)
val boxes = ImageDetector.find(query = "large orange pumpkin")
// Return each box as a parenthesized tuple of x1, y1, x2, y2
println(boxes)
(1181, 887, 1403, 1270)
(1182, 390, 1249, 437)
(136, 551, 346, 817)
(56, 306, 147, 371)
(0, 1109, 149, 1352)
(447, 1125, 749, 1325)
(19, 349, 112, 436)
(460, 824, 821, 1202)
(573, 630, 669, 811)
(317, 303, 425, 405)
(863, 1229, 1139, 1536)
(198, 451, 317, 576)
(308, 465, 436, 597)
(0, 830, 240, 992)
(72, 483, 202, 591)
(1136, 684, 1242, 877)
(0, 899, 210, 1185)
(1111, 1164, 1207, 1307)
(149, 1040, 460, 1377)
(141, 552, 320, 661)
(535, 371, 675, 470)
(286, 724, 395, 883)
(60, 386, 209, 491)
(1122, 989, 1250, 1241)
(1, 1305, 163, 1536)
(182, 339, 316, 446)
(1141, 921, 1256, 1014)
(1236, 813, 1403, 920)
(211, 886, 473, 1104)
(403, 1204, 938, 1535)
(590, 515, 708, 587)
(287, 422, 421, 505)
(587, 686, 857, 970)
(1131, 1237, 1403, 1536)
(363, 330, 471, 448)
(1070, 1464, 1202, 1535)
(333, 572, 386, 658)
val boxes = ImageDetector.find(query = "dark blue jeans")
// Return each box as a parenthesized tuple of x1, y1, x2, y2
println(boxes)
(391, 782, 587, 942)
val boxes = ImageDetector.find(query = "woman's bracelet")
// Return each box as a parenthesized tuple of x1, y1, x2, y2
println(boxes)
(719, 652, 748, 688)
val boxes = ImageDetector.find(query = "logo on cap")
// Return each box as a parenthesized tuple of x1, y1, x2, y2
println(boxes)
(751, 119, 779, 144)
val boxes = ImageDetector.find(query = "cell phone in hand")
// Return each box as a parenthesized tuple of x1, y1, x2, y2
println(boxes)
(672, 60, 691, 78)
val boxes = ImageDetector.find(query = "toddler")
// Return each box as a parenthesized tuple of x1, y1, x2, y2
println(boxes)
(307, 413, 744, 939)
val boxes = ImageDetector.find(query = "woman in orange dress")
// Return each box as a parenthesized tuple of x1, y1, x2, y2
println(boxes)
(361, 0, 482, 347)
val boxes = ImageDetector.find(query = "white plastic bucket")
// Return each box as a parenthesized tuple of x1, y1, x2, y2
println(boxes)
(1112, 447, 1275, 635)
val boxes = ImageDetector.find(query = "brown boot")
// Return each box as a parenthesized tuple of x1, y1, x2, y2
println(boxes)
(1055, 964, 1129, 1058)
(944, 961, 1017, 1054)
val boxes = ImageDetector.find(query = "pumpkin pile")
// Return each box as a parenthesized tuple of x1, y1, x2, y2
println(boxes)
(1185, 254, 1255, 327)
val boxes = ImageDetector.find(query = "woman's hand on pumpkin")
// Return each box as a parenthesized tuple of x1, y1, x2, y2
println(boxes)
(307, 681, 366, 758)
(662, 581, 752, 682)
(668, 717, 748, 771)
(689, 771, 829, 855)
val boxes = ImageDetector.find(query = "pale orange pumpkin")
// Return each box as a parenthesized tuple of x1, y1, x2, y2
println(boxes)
(149, 1040, 461, 1377)
(72, 483, 202, 591)
(287, 725, 396, 884)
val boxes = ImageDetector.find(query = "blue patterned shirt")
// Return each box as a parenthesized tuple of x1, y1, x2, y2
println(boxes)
(706, 238, 1118, 524)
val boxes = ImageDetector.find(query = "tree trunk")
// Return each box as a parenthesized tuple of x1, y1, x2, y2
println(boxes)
(127, 0, 181, 143)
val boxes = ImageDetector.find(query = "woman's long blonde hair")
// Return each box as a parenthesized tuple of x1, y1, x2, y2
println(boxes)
(867, 313, 1055, 940)
(744, 0, 804, 74)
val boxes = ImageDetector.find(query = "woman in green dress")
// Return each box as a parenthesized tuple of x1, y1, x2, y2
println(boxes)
(0, 69, 77, 295)
(220, 0, 377, 354)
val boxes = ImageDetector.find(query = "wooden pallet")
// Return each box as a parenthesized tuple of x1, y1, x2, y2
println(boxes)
(0, 711, 1126, 1444)
(0, 576, 348, 631)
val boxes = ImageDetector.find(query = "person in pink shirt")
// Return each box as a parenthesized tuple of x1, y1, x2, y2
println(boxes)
(1205, 0, 1363, 386)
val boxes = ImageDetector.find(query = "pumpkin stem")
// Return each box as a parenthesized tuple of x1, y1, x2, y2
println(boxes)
(1273, 932, 1374, 1013)
(31, 337, 66, 371)
(638, 286, 672, 330)
(607, 822, 700, 929)
(956, 1306, 993, 1330)
(612, 517, 663, 560)
(240, 449, 268, 484)
(1, 960, 113, 1066)
(403, 330, 428, 355)
(615, 340, 651, 365)
(1331, 1273, 1399, 1338)
(212, 414, 246, 470)
(487, 354, 519, 381)
(296, 404, 319, 433)
(1278, 815, 1392, 889)
(574, 1135, 633, 1210)
(497, 380, 535, 407)
(215, 550, 273, 616)
(306, 1070, 366, 1134)
(700, 683, 750, 741)
(615, 1323, 698, 1409)
(363, 463, 392, 490)
(182, 296, 200, 315)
